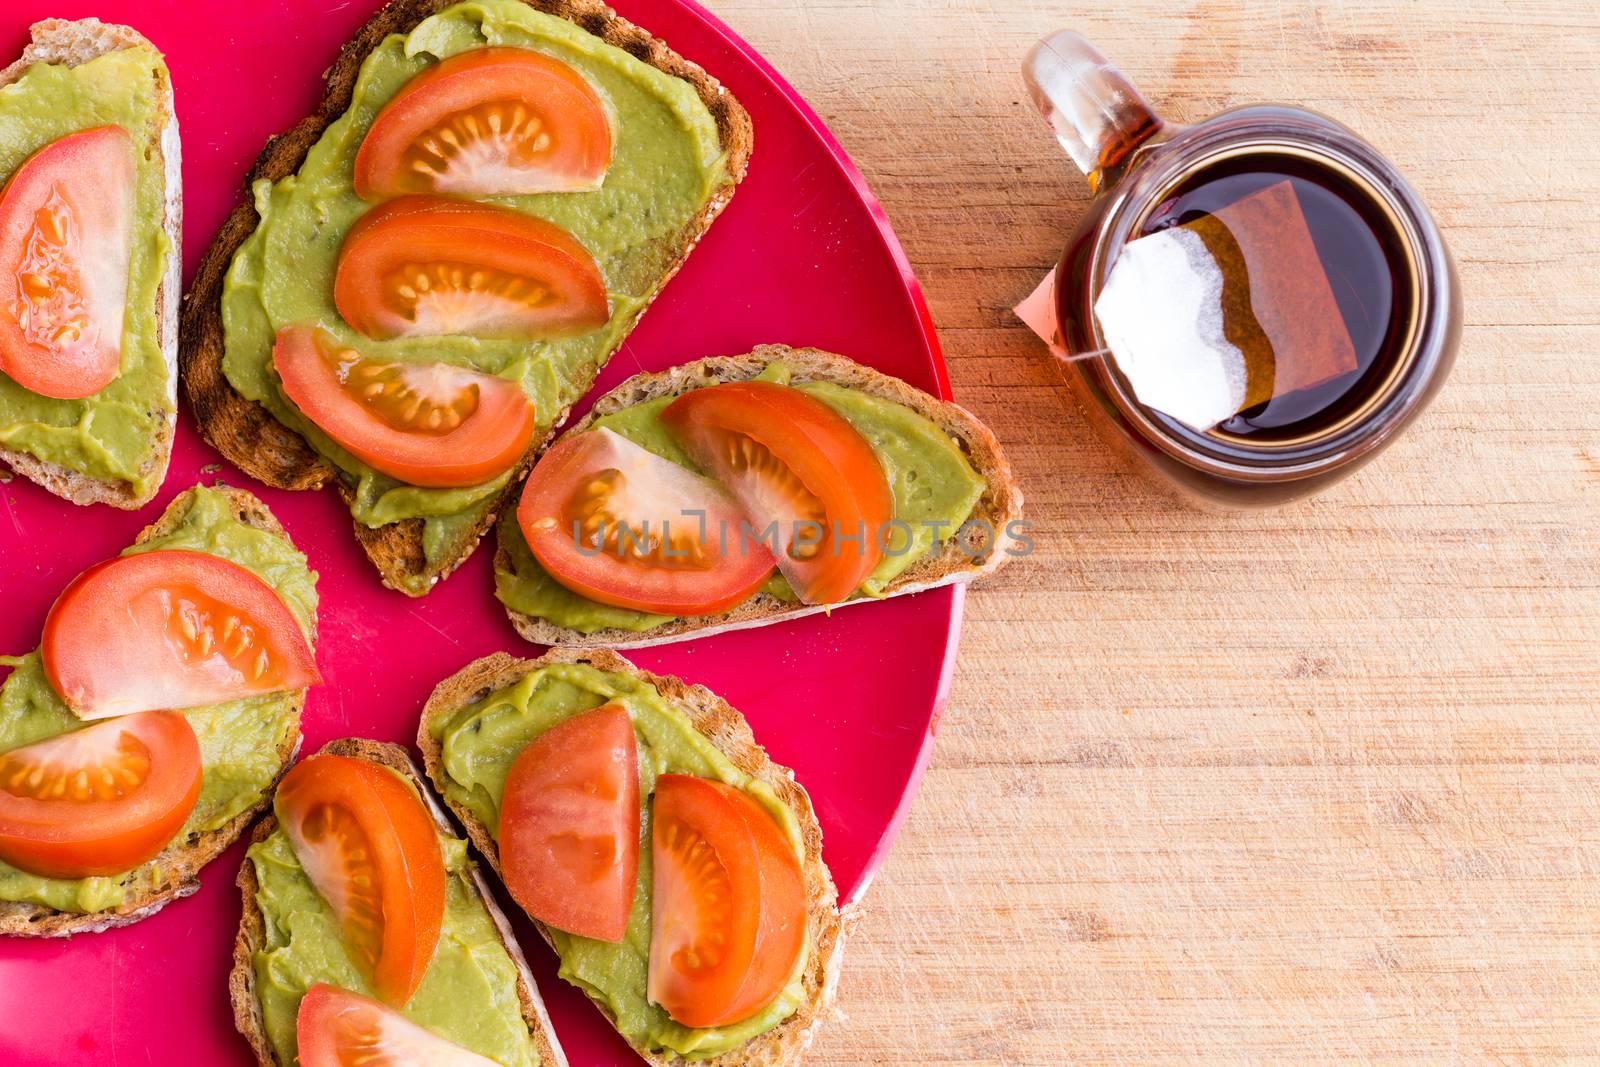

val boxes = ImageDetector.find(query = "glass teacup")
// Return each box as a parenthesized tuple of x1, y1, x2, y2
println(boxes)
(1025, 32, 1461, 507)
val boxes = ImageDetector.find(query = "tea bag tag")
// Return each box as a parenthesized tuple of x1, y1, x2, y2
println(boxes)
(1093, 180, 1360, 432)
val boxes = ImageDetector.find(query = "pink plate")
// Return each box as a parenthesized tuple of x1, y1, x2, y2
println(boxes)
(0, 1, 962, 1063)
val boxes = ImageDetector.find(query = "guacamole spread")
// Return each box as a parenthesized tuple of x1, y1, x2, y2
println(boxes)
(496, 363, 989, 633)
(248, 781, 540, 1066)
(0, 487, 317, 912)
(221, 0, 729, 591)
(428, 661, 808, 1057)
(0, 48, 174, 495)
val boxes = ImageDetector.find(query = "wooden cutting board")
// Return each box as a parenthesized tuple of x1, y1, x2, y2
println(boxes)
(704, 0, 1600, 1061)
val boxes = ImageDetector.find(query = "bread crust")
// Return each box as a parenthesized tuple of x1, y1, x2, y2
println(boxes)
(0, 18, 182, 509)
(500, 344, 1026, 648)
(417, 649, 851, 1067)
(0, 485, 312, 937)
(230, 738, 569, 1067)
(180, 0, 753, 595)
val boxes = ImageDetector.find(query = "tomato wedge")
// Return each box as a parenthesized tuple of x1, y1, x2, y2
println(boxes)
(41, 549, 320, 721)
(354, 47, 611, 200)
(500, 703, 639, 941)
(660, 381, 893, 605)
(0, 712, 201, 878)
(648, 774, 806, 1029)
(297, 984, 499, 1067)
(273, 325, 535, 488)
(517, 428, 775, 615)
(276, 755, 446, 1007)
(334, 195, 608, 341)
(0, 126, 134, 399)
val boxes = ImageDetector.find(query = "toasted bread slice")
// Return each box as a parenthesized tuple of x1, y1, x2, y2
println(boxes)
(231, 738, 569, 1067)
(0, 18, 181, 509)
(498, 344, 1026, 649)
(418, 648, 850, 1067)
(0, 485, 311, 937)
(181, 0, 753, 596)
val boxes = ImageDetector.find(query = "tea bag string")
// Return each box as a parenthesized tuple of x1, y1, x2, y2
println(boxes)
(1058, 347, 1112, 364)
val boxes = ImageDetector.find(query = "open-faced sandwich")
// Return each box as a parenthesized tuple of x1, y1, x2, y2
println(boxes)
(420, 649, 846, 1066)
(0, 18, 181, 508)
(183, 0, 752, 596)
(495, 344, 1026, 647)
(232, 738, 567, 1067)
(0, 484, 319, 936)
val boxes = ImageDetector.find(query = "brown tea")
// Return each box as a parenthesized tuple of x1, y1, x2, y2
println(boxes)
(1136, 149, 1416, 443)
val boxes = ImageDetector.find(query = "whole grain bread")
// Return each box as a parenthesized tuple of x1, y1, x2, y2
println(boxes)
(417, 649, 851, 1067)
(0, 485, 312, 938)
(0, 19, 182, 509)
(230, 738, 569, 1067)
(181, 0, 753, 596)
(500, 344, 1026, 649)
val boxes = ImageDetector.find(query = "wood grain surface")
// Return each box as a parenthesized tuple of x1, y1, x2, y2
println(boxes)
(699, 1, 1600, 1062)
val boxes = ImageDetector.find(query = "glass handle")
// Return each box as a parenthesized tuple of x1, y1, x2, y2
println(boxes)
(1022, 31, 1162, 192)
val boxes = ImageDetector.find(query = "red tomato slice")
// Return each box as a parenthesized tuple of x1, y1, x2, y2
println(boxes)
(648, 774, 806, 1029)
(0, 126, 134, 399)
(500, 703, 639, 941)
(0, 711, 201, 879)
(297, 984, 499, 1067)
(517, 428, 775, 616)
(721, 779, 809, 1024)
(660, 381, 893, 605)
(41, 550, 320, 721)
(354, 47, 611, 200)
(273, 325, 535, 488)
(334, 195, 608, 341)
(276, 755, 447, 1007)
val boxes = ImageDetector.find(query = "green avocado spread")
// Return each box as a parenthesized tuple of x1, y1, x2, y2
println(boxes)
(495, 363, 989, 633)
(220, 0, 729, 593)
(428, 661, 808, 1058)
(0, 486, 318, 912)
(248, 776, 540, 1067)
(0, 48, 174, 495)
